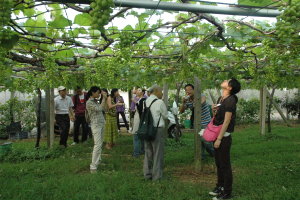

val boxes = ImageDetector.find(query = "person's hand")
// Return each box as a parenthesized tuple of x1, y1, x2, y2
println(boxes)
(116, 102, 123, 106)
(70, 116, 75, 122)
(182, 97, 187, 104)
(212, 104, 218, 112)
(214, 139, 221, 149)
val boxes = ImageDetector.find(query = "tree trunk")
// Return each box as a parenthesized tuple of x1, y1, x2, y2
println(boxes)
(175, 82, 183, 106)
(267, 88, 276, 133)
(35, 88, 42, 148)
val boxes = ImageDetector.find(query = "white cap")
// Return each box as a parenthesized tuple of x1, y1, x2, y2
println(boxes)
(58, 86, 66, 91)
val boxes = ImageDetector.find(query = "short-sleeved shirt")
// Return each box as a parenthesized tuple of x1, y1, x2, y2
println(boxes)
(185, 94, 211, 127)
(201, 102, 212, 127)
(54, 95, 74, 115)
(213, 95, 238, 133)
(116, 96, 125, 113)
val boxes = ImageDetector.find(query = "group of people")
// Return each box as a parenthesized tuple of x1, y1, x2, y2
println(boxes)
(54, 86, 126, 150)
(54, 78, 241, 200)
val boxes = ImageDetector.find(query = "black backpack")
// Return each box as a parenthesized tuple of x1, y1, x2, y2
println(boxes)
(137, 99, 161, 141)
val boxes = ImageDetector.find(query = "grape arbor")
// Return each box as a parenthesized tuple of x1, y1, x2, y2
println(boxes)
(0, 0, 299, 163)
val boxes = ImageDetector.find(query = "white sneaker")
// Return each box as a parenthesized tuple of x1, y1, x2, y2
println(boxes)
(71, 142, 77, 146)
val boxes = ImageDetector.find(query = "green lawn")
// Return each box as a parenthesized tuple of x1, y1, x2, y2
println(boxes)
(0, 124, 300, 200)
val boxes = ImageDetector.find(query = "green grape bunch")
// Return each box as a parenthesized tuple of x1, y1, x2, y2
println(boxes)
(0, 0, 13, 26)
(119, 32, 136, 48)
(0, 0, 14, 42)
(276, 1, 300, 40)
(89, 0, 114, 32)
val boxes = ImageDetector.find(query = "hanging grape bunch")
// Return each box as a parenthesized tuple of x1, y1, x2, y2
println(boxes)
(276, 1, 300, 40)
(90, 0, 114, 32)
(0, 0, 14, 42)
(119, 32, 136, 48)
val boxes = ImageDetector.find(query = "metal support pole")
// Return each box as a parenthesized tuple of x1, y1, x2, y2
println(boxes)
(38, 0, 281, 17)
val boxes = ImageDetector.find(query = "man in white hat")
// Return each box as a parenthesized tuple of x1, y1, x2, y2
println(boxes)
(54, 86, 75, 147)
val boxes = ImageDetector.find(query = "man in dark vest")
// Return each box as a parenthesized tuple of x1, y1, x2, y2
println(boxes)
(72, 86, 88, 145)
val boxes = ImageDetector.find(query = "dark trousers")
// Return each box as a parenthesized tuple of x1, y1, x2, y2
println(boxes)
(117, 112, 129, 130)
(55, 114, 70, 147)
(214, 136, 233, 194)
(73, 115, 88, 143)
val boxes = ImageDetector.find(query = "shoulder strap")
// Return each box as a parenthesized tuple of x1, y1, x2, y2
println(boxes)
(156, 114, 162, 128)
(148, 99, 158, 108)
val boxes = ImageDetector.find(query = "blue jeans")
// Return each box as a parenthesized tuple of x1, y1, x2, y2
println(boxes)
(133, 134, 145, 156)
(201, 139, 215, 158)
(201, 125, 215, 159)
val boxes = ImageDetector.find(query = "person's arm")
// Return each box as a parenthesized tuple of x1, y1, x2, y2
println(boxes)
(160, 101, 168, 120)
(119, 96, 124, 103)
(212, 96, 222, 117)
(179, 97, 186, 113)
(100, 95, 108, 111)
(72, 95, 76, 109)
(214, 112, 232, 148)
(107, 96, 123, 109)
(201, 95, 206, 104)
(69, 97, 75, 121)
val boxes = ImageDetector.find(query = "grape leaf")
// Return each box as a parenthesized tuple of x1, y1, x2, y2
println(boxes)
(74, 13, 92, 26)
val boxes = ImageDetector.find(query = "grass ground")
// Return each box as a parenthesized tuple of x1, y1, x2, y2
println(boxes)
(0, 124, 300, 200)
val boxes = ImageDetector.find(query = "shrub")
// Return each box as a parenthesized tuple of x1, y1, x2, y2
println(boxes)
(236, 98, 260, 124)
(0, 97, 36, 139)
(281, 93, 300, 120)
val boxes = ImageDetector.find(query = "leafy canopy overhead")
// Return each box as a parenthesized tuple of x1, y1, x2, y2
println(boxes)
(0, 0, 299, 92)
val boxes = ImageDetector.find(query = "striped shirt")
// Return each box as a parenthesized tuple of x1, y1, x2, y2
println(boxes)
(201, 102, 212, 127)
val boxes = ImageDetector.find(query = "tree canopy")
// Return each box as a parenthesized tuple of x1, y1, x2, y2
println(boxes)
(0, 0, 299, 92)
